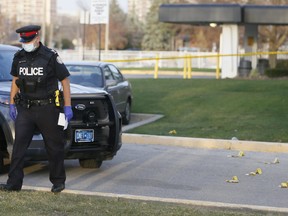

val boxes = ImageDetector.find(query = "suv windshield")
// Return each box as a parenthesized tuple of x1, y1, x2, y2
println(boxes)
(0, 50, 17, 81)
(66, 65, 104, 88)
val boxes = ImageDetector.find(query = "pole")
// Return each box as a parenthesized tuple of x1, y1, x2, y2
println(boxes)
(42, 0, 46, 43)
(83, 22, 86, 60)
(105, 23, 109, 51)
(98, 24, 101, 61)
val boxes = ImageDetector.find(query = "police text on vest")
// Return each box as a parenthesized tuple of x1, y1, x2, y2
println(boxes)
(19, 67, 44, 76)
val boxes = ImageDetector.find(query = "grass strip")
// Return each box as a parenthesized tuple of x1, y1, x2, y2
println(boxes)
(128, 79, 288, 142)
(0, 191, 285, 216)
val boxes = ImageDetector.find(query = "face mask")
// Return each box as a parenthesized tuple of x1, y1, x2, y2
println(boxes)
(22, 42, 36, 52)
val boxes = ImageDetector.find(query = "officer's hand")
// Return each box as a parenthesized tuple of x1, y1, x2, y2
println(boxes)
(64, 106, 73, 122)
(9, 104, 17, 121)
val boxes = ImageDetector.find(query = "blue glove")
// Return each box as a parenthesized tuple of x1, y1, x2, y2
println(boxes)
(64, 106, 73, 122)
(9, 104, 17, 121)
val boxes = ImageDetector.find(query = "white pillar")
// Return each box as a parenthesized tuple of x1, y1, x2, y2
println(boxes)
(220, 25, 239, 78)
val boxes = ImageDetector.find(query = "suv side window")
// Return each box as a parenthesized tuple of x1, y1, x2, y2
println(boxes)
(0, 51, 17, 80)
(108, 65, 123, 81)
(104, 66, 114, 81)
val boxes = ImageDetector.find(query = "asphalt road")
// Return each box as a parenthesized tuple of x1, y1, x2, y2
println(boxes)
(1, 143, 288, 209)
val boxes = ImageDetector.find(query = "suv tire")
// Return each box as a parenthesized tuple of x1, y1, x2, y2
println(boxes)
(79, 159, 103, 168)
(122, 100, 131, 125)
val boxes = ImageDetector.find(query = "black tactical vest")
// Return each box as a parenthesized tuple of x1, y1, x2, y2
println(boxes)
(15, 44, 59, 99)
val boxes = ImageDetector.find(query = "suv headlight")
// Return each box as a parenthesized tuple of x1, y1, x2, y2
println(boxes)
(0, 95, 10, 105)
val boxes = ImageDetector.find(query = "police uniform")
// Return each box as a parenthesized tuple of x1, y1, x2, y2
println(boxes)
(3, 25, 70, 192)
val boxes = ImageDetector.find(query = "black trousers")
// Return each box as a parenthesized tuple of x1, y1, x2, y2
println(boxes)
(7, 104, 66, 189)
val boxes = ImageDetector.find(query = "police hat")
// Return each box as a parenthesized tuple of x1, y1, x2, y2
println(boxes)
(16, 25, 41, 43)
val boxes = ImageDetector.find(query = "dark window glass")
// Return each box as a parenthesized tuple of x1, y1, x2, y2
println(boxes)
(108, 65, 123, 81)
(66, 65, 103, 87)
(0, 51, 16, 81)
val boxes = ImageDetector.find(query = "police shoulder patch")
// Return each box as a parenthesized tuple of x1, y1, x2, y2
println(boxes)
(56, 56, 63, 64)
(50, 48, 58, 55)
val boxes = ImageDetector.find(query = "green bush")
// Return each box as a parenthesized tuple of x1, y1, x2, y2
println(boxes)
(276, 60, 288, 69)
(61, 38, 75, 49)
(265, 68, 288, 77)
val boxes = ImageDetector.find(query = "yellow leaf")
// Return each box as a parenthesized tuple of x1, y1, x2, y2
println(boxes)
(238, 151, 245, 157)
(256, 168, 262, 175)
(168, 130, 177, 135)
(226, 176, 239, 183)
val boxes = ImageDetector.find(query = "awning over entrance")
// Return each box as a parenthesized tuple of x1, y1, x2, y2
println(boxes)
(244, 5, 288, 25)
(159, 4, 241, 24)
(159, 4, 288, 78)
(159, 4, 288, 25)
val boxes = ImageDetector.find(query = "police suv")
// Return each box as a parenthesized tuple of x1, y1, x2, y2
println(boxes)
(0, 44, 122, 171)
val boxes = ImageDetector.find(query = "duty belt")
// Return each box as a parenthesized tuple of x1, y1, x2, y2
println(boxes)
(28, 98, 54, 106)
(14, 90, 62, 109)
(21, 98, 54, 108)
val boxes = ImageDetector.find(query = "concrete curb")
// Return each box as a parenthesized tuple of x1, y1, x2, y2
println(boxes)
(122, 113, 288, 153)
(22, 185, 288, 214)
(122, 133, 288, 153)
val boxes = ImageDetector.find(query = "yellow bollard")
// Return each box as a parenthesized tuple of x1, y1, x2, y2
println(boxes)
(216, 52, 220, 79)
(154, 54, 159, 79)
(183, 55, 187, 79)
(187, 55, 192, 79)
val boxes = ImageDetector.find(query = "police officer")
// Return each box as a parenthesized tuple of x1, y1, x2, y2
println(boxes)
(0, 25, 73, 193)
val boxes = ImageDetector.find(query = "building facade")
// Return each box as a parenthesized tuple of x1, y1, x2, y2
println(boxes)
(0, 0, 56, 25)
(0, 0, 57, 44)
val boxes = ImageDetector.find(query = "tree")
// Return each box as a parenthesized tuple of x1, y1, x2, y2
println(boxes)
(108, 0, 129, 50)
(259, 26, 288, 67)
(142, 0, 173, 51)
(0, 14, 8, 43)
(53, 14, 79, 50)
(76, 0, 129, 50)
(0, 14, 18, 44)
(256, 0, 288, 67)
(126, 13, 145, 50)
(61, 38, 75, 49)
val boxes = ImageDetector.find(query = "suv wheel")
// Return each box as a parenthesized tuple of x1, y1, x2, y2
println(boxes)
(0, 156, 3, 174)
(79, 159, 103, 168)
(0, 151, 9, 174)
(122, 101, 131, 125)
